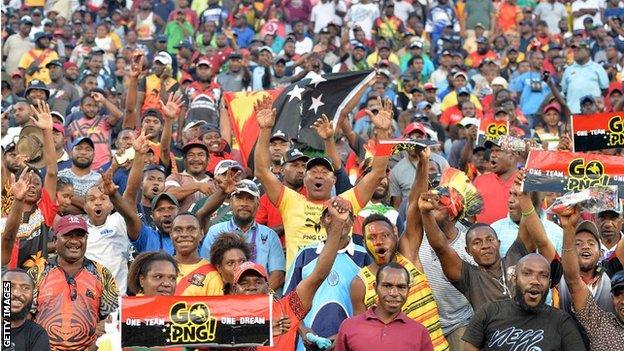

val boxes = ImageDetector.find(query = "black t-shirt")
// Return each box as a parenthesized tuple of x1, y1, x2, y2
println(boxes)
(463, 300, 586, 351)
(8, 320, 50, 351)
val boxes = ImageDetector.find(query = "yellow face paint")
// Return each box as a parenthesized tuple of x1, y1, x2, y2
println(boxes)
(364, 222, 397, 265)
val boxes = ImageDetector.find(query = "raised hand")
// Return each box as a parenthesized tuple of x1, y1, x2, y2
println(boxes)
(29, 100, 53, 131)
(417, 146, 431, 162)
(418, 191, 440, 213)
(160, 92, 184, 120)
(311, 114, 334, 140)
(325, 196, 352, 224)
(216, 168, 240, 194)
(558, 205, 581, 230)
(132, 128, 150, 154)
(91, 91, 106, 105)
(254, 95, 276, 130)
(367, 96, 393, 131)
(98, 164, 119, 197)
(557, 135, 572, 151)
(12, 169, 34, 201)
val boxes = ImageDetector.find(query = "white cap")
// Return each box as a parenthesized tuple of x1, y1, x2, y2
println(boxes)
(259, 46, 274, 55)
(154, 51, 172, 65)
(491, 76, 508, 89)
(458, 117, 479, 127)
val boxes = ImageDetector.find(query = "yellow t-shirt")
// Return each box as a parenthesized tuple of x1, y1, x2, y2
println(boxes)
(278, 187, 363, 269)
(440, 91, 483, 112)
(358, 254, 449, 351)
(18, 48, 59, 84)
(175, 259, 224, 296)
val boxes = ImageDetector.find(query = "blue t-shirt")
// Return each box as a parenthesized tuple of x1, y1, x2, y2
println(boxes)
(133, 223, 174, 255)
(510, 71, 551, 116)
(233, 26, 255, 48)
(284, 240, 371, 351)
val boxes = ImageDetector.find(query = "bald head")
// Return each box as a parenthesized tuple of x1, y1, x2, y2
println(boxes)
(516, 253, 551, 276)
(514, 253, 551, 312)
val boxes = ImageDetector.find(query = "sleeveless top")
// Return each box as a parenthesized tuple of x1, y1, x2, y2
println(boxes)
(357, 253, 450, 351)
(136, 12, 156, 40)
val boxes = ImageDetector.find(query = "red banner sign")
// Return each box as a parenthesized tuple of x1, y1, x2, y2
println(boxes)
(522, 150, 624, 197)
(476, 119, 509, 147)
(571, 111, 624, 152)
(365, 138, 438, 156)
(121, 295, 272, 348)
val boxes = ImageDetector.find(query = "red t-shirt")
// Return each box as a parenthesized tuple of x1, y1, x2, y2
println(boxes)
(474, 171, 518, 224)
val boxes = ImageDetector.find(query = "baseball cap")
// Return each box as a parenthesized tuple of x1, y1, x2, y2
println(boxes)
(306, 157, 334, 172)
(233, 261, 268, 284)
(197, 57, 211, 66)
(597, 209, 621, 218)
(45, 60, 62, 69)
(151, 192, 180, 209)
(416, 100, 432, 111)
(377, 69, 391, 78)
(156, 34, 168, 43)
(144, 164, 166, 175)
(580, 95, 596, 105)
(575, 220, 601, 243)
(232, 179, 260, 198)
(476, 36, 488, 44)
(214, 159, 243, 176)
(174, 40, 193, 50)
(183, 120, 207, 132)
(20, 16, 33, 25)
(63, 62, 78, 70)
(454, 71, 468, 80)
(474, 22, 485, 29)
(571, 40, 591, 49)
(491, 76, 508, 88)
(458, 117, 478, 127)
(53, 215, 88, 237)
(441, 50, 452, 56)
(484, 138, 502, 149)
(182, 140, 209, 155)
(543, 102, 561, 113)
(409, 40, 424, 49)
(228, 53, 243, 60)
(270, 130, 289, 142)
(259, 46, 273, 55)
(423, 82, 437, 90)
(52, 123, 65, 135)
(457, 87, 470, 96)
(353, 41, 366, 51)
(611, 270, 624, 293)
(33, 32, 52, 42)
(154, 51, 172, 65)
(71, 136, 94, 149)
(285, 148, 309, 163)
(403, 122, 427, 137)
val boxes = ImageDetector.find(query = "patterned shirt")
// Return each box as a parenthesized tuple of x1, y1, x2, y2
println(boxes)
(58, 168, 103, 198)
(357, 253, 449, 351)
(573, 293, 624, 351)
(28, 257, 119, 351)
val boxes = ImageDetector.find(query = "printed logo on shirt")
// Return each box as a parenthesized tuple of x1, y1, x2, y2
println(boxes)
(327, 270, 339, 286)
(488, 326, 544, 351)
(188, 273, 206, 287)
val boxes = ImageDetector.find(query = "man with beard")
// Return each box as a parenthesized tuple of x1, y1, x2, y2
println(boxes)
(18, 32, 59, 84)
(58, 137, 102, 214)
(2, 269, 50, 351)
(560, 207, 624, 349)
(231, 196, 350, 350)
(28, 215, 119, 351)
(256, 148, 308, 239)
(335, 263, 434, 351)
(462, 253, 586, 351)
(217, 53, 250, 92)
(165, 140, 214, 212)
(1, 102, 58, 269)
(333, 42, 369, 73)
(420, 172, 560, 312)
(185, 57, 221, 126)
(69, 26, 97, 69)
(137, 51, 179, 113)
(62, 62, 80, 89)
(268, 130, 290, 175)
(351, 148, 450, 351)
(66, 91, 123, 170)
(597, 209, 623, 260)
(254, 95, 391, 268)
(201, 180, 286, 291)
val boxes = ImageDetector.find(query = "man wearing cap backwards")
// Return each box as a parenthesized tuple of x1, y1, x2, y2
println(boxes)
(561, 40, 609, 113)
(560, 208, 624, 349)
(268, 130, 291, 175)
(1, 102, 57, 270)
(597, 210, 623, 261)
(136, 51, 179, 113)
(351, 148, 449, 351)
(2, 16, 33, 75)
(232, 196, 351, 350)
(27, 214, 119, 351)
(201, 179, 286, 290)
(18, 31, 59, 84)
(46, 59, 80, 115)
(254, 95, 391, 268)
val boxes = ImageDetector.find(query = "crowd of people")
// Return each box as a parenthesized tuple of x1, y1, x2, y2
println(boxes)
(1, 0, 624, 350)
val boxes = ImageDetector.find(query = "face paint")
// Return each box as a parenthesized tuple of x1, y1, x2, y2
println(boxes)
(364, 221, 397, 265)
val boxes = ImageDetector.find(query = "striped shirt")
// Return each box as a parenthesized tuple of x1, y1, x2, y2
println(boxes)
(357, 253, 450, 351)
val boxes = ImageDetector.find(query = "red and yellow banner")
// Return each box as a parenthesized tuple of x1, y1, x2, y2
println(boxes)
(522, 150, 624, 197)
(223, 89, 283, 167)
(571, 111, 624, 152)
(365, 138, 438, 156)
(476, 119, 509, 147)
(121, 295, 272, 348)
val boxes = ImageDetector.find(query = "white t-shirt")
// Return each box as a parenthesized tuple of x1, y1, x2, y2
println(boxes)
(85, 212, 131, 295)
(571, 0, 603, 31)
(310, 1, 337, 33)
(393, 0, 415, 23)
(346, 3, 380, 39)
(295, 37, 314, 55)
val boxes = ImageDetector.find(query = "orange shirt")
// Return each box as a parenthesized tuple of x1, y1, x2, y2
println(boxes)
(497, 2, 522, 34)
(258, 291, 306, 351)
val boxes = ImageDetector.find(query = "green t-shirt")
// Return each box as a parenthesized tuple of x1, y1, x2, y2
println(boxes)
(465, 0, 494, 30)
(165, 21, 194, 53)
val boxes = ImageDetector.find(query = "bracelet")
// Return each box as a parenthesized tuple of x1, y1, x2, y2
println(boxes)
(521, 207, 536, 217)
(562, 248, 575, 253)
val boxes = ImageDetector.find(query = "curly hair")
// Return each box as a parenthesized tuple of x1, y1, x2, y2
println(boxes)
(126, 251, 179, 296)
(209, 232, 251, 268)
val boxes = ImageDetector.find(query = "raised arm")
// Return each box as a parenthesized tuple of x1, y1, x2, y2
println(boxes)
(296, 197, 350, 312)
(100, 165, 142, 240)
(559, 207, 589, 311)
(353, 97, 392, 204)
(418, 190, 464, 281)
(159, 93, 184, 169)
(516, 172, 556, 261)
(253, 96, 284, 205)
(30, 101, 57, 197)
(312, 114, 341, 170)
(195, 169, 238, 233)
(122, 129, 148, 208)
(1, 170, 33, 266)
(545, 77, 572, 132)
(399, 147, 431, 269)
(91, 92, 123, 127)
(123, 57, 142, 130)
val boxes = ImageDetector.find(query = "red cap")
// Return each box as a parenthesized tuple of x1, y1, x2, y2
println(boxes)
(423, 82, 436, 90)
(53, 215, 88, 236)
(63, 62, 78, 70)
(52, 123, 65, 134)
(233, 262, 268, 284)
(543, 102, 561, 113)
(197, 57, 211, 66)
(403, 122, 427, 137)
